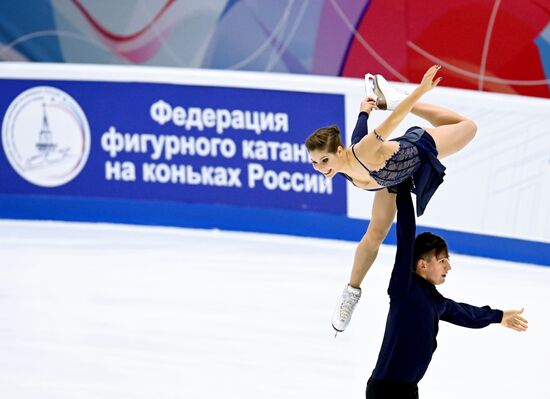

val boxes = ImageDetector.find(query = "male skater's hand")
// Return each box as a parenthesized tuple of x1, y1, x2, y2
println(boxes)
(501, 308, 528, 332)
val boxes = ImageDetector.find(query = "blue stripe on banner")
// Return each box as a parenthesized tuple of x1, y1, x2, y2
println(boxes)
(0, 195, 548, 267)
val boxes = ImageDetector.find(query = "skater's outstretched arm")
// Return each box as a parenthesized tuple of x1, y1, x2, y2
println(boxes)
(355, 65, 442, 159)
(440, 298, 528, 332)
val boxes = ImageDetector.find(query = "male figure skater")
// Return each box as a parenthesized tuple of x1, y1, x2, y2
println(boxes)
(366, 181, 528, 399)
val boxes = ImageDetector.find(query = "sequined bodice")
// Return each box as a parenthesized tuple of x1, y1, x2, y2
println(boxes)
(351, 141, 421, 187)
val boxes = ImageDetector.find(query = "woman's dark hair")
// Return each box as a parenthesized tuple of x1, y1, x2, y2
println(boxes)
(414, 232, 449, 263)
(305, 125, 343, 153)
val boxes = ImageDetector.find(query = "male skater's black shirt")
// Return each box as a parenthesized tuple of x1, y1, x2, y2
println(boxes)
(370, 183, 503, 384)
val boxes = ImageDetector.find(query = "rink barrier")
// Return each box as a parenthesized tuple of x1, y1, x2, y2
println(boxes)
(0, 63, 548, 267)
(0, 195, 548, 267)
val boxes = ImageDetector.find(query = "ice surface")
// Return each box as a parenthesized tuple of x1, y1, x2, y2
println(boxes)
(0, 220, 548, 399)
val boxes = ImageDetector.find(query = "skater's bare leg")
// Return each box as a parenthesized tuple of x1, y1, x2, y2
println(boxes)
(349, 189, 397, 288)
(412, 102, 477, 159)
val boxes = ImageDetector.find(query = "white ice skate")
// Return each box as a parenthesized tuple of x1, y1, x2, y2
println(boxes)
(373, 74, 408, 111)
(332, 285, 361, 334)
(364, 73, 376, 99)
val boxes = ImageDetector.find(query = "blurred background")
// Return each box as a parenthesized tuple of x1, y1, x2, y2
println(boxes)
(0, 0, 549, 98)
(0, 1, 549, 398)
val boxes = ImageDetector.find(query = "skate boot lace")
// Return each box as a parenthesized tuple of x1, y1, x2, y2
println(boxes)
(339, 291, 360, 321)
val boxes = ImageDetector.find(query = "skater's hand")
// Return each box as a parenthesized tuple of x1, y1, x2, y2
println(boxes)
(501, 308, 528, 332)
(360, 97, 378, 114)
(419, 64, 442, 93)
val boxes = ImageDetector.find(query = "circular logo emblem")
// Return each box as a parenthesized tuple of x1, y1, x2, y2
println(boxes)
(2, 86, 91, 187)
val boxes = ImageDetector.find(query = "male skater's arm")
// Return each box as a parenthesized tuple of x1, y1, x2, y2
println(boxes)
(387, 181, 416, 297)
(441, 299, 528, 332)
(440, 298, 503, 328)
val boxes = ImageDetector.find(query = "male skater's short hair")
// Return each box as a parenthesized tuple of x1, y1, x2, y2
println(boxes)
(414, 232, 449, 263)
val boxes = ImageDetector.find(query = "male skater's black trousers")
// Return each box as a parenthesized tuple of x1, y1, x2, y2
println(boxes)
(366, 377, 419, 399)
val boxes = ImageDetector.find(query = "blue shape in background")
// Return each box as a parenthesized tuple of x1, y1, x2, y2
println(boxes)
(0, 0, 63, 61)
(0, 78, 347, 215)
(535, 23, 550, 91)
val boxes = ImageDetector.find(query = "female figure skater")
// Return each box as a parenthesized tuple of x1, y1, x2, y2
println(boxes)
(305, 65, 477, 332)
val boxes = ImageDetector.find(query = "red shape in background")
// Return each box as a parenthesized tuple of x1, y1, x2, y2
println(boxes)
(341, 0, 550, 98)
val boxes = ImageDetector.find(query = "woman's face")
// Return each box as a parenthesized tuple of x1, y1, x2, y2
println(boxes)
(309, 147, 343, 179)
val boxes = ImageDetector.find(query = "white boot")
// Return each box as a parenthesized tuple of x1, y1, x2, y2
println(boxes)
(364, 73, 376, 99)
(331, 285, 362, 332)
(374, 74, 408, 111)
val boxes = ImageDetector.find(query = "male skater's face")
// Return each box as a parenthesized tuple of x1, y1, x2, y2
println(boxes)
(422, 254, 452, 285)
